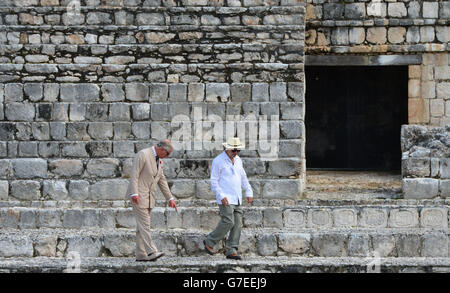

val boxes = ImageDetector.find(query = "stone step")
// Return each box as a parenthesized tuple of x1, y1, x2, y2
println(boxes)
(0, 256, 449, 273)
(0, 228, 448, 258)
(0, 201, 448, 230)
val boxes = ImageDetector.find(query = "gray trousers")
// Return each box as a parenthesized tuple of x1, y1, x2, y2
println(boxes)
(205, 204, 243, 256)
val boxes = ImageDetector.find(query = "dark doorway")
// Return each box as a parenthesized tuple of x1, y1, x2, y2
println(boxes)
(305, 66, 408, 170)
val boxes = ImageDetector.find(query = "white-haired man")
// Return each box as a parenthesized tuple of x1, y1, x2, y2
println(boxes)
(127, 139, 178, 261)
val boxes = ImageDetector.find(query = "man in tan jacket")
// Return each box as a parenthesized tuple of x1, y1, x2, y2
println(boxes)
(127, 139, 178, 261)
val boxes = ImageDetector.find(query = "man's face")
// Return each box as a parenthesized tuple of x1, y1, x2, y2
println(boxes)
(156, 147, 171, 158)
(225, 149, 240, 159)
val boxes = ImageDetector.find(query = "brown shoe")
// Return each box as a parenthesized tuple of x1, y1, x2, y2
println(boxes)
(203, 240, 215, 255)
(226, 254, 242, 260)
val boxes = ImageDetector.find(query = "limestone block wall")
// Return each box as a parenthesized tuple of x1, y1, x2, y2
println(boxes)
(306, 0, 450, 127)
(401, 124, 450, 199)
(0, 0, 306, 202)
(306, 0, 449, 54)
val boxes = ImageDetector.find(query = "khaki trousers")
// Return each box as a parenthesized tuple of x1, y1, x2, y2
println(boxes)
(205, 204, 243, 256)
(132, 203, 158, 260)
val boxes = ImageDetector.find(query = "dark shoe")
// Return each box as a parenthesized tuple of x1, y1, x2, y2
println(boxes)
(226, 254, 242, 260)
(148, 251, 164, 261)
(203, 240, 215, 255)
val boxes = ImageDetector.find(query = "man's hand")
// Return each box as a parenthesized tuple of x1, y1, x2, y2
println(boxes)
(168, 199, 178, 213)
(221, 197, 229, 206)
(247, 197, 253, 204)
(131, 195, 139, 205)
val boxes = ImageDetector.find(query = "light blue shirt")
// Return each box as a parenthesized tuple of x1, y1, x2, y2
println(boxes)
(210, 151, 253, 205)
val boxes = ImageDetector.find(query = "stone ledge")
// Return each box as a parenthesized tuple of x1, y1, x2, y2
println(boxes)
(0, 229, 448, 258)
(0, 256, 449, 273)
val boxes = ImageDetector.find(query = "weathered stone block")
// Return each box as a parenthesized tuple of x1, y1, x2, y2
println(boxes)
(308, 209, 333, 228)
(396, 234, 420, 257)
(323, 3, 344, 20)
(389, 209, 419, 228)
(251, 83, 269, 102)
(132, 103, 150, 121)
(348, 234, 370, 257)
(43, 180, 68, 200)
(131, 122, 151, 139)
(280, 102, 302, 120)
(421, 233, 448, 257)
(440, 180, 450, 198)
(420, 208, 448, 228)
(86, 104, 108, 121)
(114, 122, 132, 140)
(206, 83, 230, 102)
(102, 83, 125, 102)
(12, 158, 47, 179)
(230, 83, 251, 102)
(0, 181, 8, 200)
(182, 209, 201, 230)
(34, 235, 58, 257)
(0, 235, 33, 257)
(5, 83, 23, 102)
(87, 158, 120, 178)
(263, 208, 283, 228)
(256, 234, 278, 256)
(19, 209, 36, 229)
(63, 209, 83, 229)
(262, 180, 300, 199)
(268, 159, 300, 177)
(125, 83, 149, 102)
(24, 83, 43, 102)
(269, 82, 287, 102)
(169, 84, 187, 102)
(5, 103, 35, 121)
(284, 209, 306, 228)
(89, 179, 129, 200)
(37, 209, 62, 228)
(60, 84, 100, 102)
(333, 208, 358, 228)
(32, 122, 50, 140)
(109, 104, 130, 122)
(0, 209, 19, 228)
(360, 208, 388, 228)
(150, 103, 169, 121)
(66, 236, 102, 257)
(88, 122, 113, 140)
(312, 233, 347, 257)
(278, 233, 310, 255)
(388, 3, 407, 17)
(10, 180, 40, 200)
(371, 234, 396, 257)
(136, 13, 165, 25)
(49, 159, 84, 177)
(148, 84, 168, 103)
(366, 27, 387, 44)
(402, 178, 439, 199)
(104, 234, 135, 257)
(68, 180, 89, 200)
(170, 180, 195, 199)
(440, 159, 450, 179)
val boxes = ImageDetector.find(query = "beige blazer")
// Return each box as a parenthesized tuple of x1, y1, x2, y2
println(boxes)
(126, 146, 172, 209)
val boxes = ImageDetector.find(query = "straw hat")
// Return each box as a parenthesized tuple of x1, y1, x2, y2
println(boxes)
(222, 137, 245, 149)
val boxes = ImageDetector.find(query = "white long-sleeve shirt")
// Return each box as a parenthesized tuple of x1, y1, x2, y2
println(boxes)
(210, 151, 253, 205)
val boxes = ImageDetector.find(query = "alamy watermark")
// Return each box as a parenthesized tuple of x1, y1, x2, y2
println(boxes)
(170, 107, 280, 160)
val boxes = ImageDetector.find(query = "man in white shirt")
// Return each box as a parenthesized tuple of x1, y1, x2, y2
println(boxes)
(203, 137, 253, 260)
(126, 139, 177, 261)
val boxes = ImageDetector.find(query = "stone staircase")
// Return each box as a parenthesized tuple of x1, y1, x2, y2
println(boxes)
(0, 197, 449, 272)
